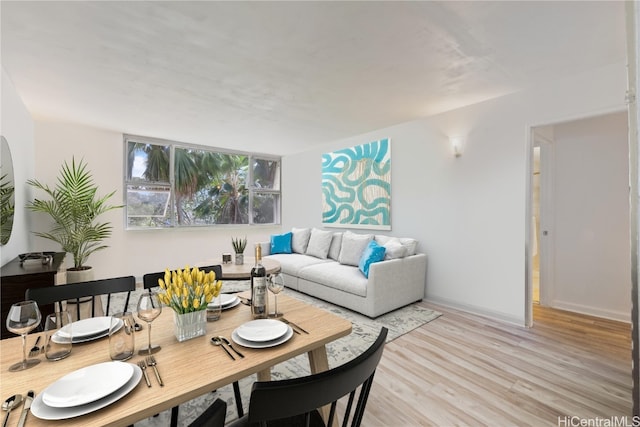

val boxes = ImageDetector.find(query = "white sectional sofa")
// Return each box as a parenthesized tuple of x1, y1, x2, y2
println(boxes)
(261, 228, 427, 318)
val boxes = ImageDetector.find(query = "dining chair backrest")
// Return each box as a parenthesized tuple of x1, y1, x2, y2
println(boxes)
(248, 326, 387, 427)
(25, 276, 136, 320)
(143, 265, 223, 291)
(189, 327, 388, 427)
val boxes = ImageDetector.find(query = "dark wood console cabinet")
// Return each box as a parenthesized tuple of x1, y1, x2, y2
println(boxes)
(1, 252, 65, 339)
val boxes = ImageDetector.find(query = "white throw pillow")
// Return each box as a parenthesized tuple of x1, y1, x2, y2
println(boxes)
(383, 239, 408, 260)
(338, 231, 373, 266)
(291, 228, 311, 254)
(374, 235, 392, 245)
(306, 228, 334, 259)
(399, 238, 418, 256)
(328, 232, 343, 260)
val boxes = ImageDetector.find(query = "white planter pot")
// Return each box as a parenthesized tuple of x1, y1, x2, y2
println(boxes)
(64, 267, 104, 320)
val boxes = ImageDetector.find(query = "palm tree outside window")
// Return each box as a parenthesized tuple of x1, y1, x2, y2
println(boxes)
(124, 135, 280, 229)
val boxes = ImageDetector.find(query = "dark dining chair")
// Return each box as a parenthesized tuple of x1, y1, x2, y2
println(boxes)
(25, 275, 136, 320)
(143, 265, 241, 427)
(189, 327, 388, 427)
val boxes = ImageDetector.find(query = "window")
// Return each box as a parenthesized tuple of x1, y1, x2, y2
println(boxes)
(125, 135, 281, 229)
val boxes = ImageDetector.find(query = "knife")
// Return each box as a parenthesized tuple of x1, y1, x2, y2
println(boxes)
(16, 390, 34, 427)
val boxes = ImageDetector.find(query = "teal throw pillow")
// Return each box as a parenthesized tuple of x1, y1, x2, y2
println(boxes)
(358, 240, 386, 278)
(271, 232, 292, 254)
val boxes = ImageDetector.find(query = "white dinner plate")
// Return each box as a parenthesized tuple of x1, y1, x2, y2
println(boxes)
(208, 294, 237, 309)
(222, 298, 241, 310)
(31, 364, 142, 420)
(52, 318, 123, 344)
(42, 361, 134, 408)
(236, 319, 289, 342)
(232, 325, 293, 349)
(57, 317, 112, 339)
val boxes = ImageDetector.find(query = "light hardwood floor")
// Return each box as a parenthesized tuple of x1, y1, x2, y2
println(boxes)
(360, 303, 632, 426)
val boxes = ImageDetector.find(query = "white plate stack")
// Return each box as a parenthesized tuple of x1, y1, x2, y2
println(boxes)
(232, 319, 293, 348)
(208, 293, 241, 311)
(53, 316, 123, 344)
(30, 361, 142, 420)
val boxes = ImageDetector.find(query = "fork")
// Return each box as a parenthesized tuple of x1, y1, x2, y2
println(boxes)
(281, 318, 309, 334)
(138, 361, 151, 387)
(146, 356, 164, 386)
(29, 336, 41, 357)
(218, 336, 244, 358)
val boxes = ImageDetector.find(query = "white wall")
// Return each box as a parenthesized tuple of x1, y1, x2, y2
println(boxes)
(24, 60, 627, 324)
(284, 61, 628, 325)
(30, 121, 280, 280)
(551, 112, 630, 321)
(1, 68, 35, 265)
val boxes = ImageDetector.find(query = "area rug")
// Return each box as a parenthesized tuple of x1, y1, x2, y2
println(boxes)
(122, 281, 441, 426)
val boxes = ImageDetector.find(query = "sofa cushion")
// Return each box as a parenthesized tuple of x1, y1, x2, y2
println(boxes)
(291, 227, 311, 254)
(338, 231, 373, 266)
(265, 253, 330, 277)
(358, 240, 386, 278)
(376, 235, 417, 256)
(383, 238, 408, 260)
(270, 232, 292, 254)
(399, 238, 418, 256)
(328, 232, 343, 261)
(299, 261, 368, 297)
(374, 235, 391, 245)
(305, 228, 334, 259)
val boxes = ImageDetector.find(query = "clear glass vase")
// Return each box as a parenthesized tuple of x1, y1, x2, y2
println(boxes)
(174, 310, 207, 342)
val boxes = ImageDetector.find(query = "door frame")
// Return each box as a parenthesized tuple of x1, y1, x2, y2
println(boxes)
(525, 126, 555, 327)
(534, 132, 554, 307)
(525, 109, 629, 328)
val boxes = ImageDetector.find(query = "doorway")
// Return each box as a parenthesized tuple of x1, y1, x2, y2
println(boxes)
(532, 145, 540, 304)
(528, 111, 631, 324)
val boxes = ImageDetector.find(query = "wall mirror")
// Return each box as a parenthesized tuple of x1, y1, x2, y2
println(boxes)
(1, 136, 15, 245)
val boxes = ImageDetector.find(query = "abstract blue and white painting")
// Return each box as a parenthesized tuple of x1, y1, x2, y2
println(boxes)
(321, 138, 391, 230)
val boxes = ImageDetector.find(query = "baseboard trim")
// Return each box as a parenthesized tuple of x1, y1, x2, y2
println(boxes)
(550, 299, 631, 323)
(424, 296, 525, 327)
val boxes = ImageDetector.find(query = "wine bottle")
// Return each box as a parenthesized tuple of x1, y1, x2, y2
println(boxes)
(251, 244, 268, 319)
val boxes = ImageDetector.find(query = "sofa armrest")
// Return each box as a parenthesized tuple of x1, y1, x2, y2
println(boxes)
(365, 254, 427, 315)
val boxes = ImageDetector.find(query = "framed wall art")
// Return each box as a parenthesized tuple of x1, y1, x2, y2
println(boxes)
(321, 138, 391, 230)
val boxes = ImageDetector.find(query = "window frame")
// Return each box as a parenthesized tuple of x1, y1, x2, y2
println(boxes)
(124, 134, 281, 229)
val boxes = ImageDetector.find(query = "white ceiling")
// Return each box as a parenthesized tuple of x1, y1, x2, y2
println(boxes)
(1, 1, 627, 155)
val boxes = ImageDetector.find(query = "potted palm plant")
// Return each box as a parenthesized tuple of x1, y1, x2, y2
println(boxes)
(27, 157, 122, 283)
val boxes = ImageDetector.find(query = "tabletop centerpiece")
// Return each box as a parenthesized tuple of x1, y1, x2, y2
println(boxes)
(231, 236, 247, 265)
(157, 266, 222, 342)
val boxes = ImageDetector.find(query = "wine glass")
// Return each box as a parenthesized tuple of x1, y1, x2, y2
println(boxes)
(6, 300, 42, 371)
(268, 273, 285, 318)
(136, 291, 162, 355)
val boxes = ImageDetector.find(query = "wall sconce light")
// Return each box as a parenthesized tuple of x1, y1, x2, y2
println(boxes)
(450, 137, 464, 158)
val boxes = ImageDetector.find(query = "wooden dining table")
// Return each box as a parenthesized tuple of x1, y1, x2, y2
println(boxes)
(0, 292, 352, 427)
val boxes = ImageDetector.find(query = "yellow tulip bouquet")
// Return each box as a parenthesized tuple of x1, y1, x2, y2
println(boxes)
(156, 266, 223, 314)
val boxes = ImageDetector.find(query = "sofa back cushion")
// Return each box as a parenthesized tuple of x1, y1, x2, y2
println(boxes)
(328, 232, 343, 261)
(382, 238, 408, 260)
(305, 228, 334, 259)
(375, 235, 418, 257)
(270, 232, 292, 254)
(338, 231, 373, 266)
(291, 227, 312, 254)
(399, 238, 418, 256)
